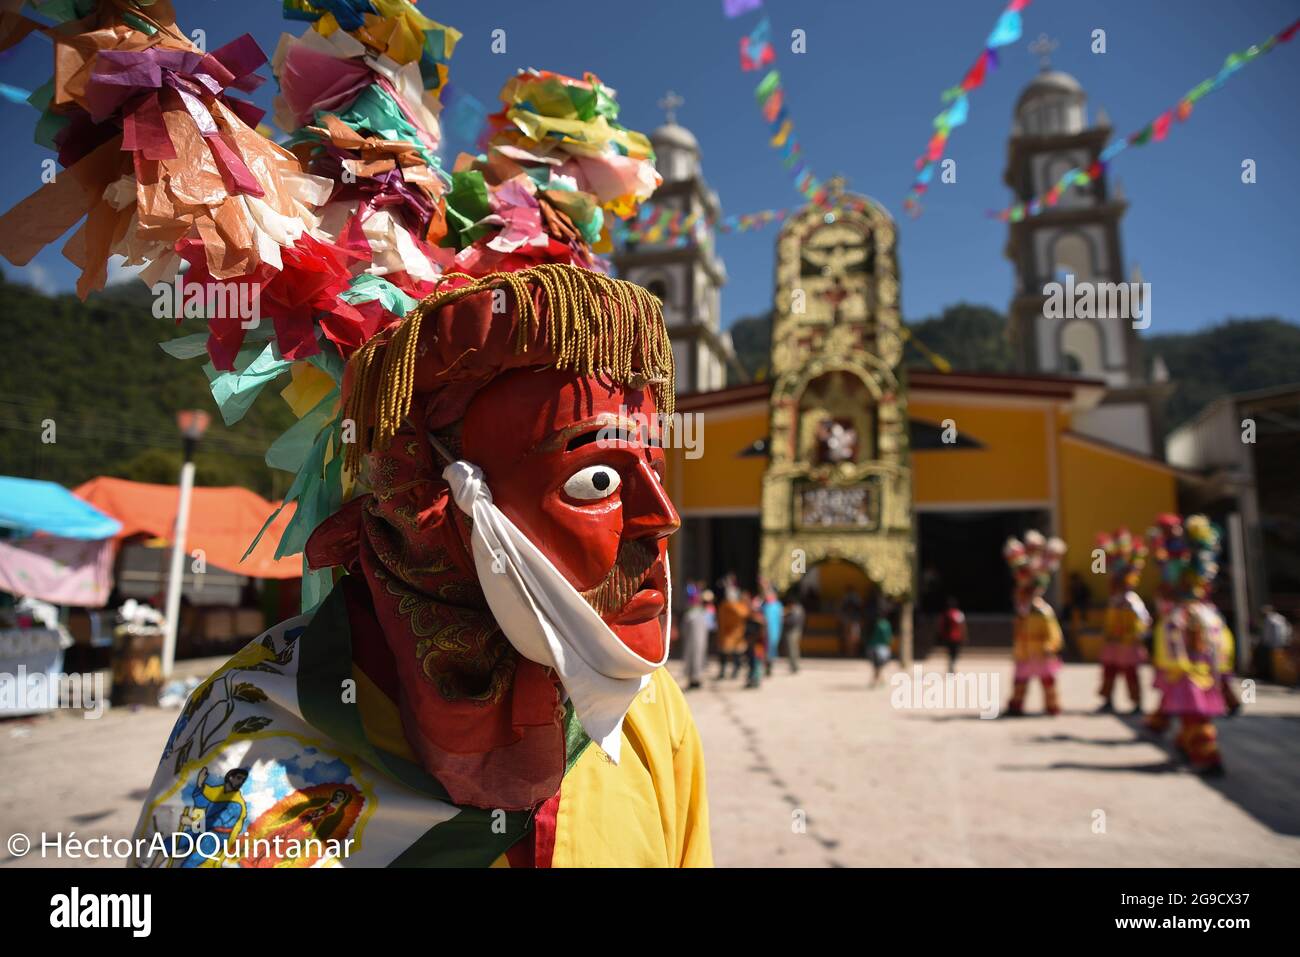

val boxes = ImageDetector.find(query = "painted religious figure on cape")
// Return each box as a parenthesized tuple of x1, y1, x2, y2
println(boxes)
(174, 767, 249, 869)
(1003, 531, 1067, 717)
(239, 784, 363, 868)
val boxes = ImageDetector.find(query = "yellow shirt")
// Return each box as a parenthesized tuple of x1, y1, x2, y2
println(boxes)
(1103, 603, 1148, 647)
(1013, 600, 1063, 662)
(356, 660, 711, 867)
(139, 606, 711, 870)
(549, 667, 712, 867)
(1152, 604, 1236, 690)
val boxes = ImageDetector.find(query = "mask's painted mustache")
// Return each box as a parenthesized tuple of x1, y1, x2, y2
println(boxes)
(580, 539, 659, 617)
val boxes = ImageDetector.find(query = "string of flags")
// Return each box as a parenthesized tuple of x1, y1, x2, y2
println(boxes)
(749, 46, 829, 206)
(661, 1, 958, 373)
(616, 203, 787, 245)
(0, 82, 33, 106)
(616, 191, 883, 245)
(988, 17, 1300, 223)
(739, 15, 776, 71)
(619, 1, 831, 244)
(903, 0, 1034, 218)
(723, 0, 764, 18)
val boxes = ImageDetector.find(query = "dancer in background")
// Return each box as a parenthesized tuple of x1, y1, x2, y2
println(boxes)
(1003, 531, 1067, 717)
(1146, 515, 1235, 775)
(1095, 529, 1151, 714)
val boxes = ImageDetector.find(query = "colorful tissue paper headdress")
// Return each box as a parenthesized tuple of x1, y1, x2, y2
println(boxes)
(1146, 513, 1220, 604)
(283, 0, 461, 92)
(0, 0, 330, 298)
(0, 0, 666, 610)
(1096, 527, 1148, 591)
(439, 69, 661, 275)
(1004, 529, 1066, 598)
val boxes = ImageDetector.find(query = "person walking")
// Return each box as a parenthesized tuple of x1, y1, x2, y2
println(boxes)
(868, 614, 893, 687)
(1065, 571, 1091, 630)
(680, 588, 711, 690)
(761, 586, 784, 677)
(743, 593, 766, 689)
(841, 587, 864, 657)
(1258, 605, 1292, 683)
(782, 592, 805, 674)
(716, 587, 749, 680)
(937, 595, 967, 672)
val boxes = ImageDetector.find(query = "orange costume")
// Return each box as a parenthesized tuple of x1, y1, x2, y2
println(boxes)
(717, 599, 750, 655)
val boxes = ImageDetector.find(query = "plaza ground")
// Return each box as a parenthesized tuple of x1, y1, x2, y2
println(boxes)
(2, 653, 1297, 868)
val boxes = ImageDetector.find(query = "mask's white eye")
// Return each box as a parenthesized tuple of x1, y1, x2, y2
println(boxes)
(563, 465, 621, 501)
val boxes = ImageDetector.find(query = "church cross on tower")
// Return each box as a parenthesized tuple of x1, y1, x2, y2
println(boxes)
(1029, 33, 1058, 71)
(658, 90, 684, 124)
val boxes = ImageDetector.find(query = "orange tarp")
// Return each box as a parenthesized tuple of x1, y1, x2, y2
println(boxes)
(73, 477, 301, 579)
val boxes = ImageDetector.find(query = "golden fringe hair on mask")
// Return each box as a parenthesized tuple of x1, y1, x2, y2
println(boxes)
(343, 263, 676, 475)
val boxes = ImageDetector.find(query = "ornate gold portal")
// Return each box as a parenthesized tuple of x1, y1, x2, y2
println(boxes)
(759, 188, 915, 601)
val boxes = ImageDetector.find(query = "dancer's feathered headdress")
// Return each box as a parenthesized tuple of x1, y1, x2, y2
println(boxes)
(1095, 527, 1148, 591)
(1146, 513, 1220, 603)
(1004, 529, 1067, 599)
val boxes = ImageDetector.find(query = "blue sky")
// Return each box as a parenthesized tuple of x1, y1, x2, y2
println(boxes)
(0, 0, 1296, 334)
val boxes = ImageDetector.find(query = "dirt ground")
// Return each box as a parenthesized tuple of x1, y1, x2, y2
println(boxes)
(2, 652, 1297, 867)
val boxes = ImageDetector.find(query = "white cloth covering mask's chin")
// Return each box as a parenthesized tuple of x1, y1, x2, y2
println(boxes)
(440, 455, 671, 764)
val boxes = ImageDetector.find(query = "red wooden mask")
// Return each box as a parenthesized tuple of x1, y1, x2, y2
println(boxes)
(461, 367, 679, 661)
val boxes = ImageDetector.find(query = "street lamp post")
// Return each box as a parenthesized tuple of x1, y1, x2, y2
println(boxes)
(162, 410, 210, 679)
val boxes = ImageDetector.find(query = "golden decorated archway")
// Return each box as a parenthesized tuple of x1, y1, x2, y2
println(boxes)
(759, 186, 915, 656)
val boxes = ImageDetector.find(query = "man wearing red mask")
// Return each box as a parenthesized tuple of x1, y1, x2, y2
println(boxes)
(134, 265, 713, 868)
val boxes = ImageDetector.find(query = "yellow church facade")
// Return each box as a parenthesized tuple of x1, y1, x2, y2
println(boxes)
(664, 369, 1181, 657)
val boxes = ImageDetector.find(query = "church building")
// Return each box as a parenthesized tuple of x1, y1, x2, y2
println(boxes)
(628, 71, 1183, 660)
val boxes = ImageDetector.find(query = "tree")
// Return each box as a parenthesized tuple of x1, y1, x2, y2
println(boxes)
(0, 272, 296, 496)
(728, 312, 772, 383)
(1146, 318, 1300, 429)
(904, 302, 1013, 373)
(726, 302, 1013, 381)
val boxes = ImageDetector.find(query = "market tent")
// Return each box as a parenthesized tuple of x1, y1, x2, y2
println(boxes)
(0, 476, 122, 539)
(73, 477, 301, 579)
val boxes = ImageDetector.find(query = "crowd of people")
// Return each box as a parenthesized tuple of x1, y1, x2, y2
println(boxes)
(677, 577, 805, 691)
(676, 574, 935, 691)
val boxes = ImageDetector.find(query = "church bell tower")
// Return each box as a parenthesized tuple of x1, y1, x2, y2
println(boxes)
(1003, 39, 1168, 456)
(613, 92, 739, 393)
